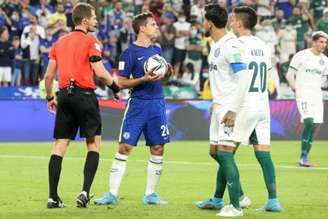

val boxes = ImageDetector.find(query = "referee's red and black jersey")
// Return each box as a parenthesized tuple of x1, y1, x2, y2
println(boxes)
(49, 30, 102, 89)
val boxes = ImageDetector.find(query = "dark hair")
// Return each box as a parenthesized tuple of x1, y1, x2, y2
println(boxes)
(312, 32, 328, 41)
(12, 36, 20, 41)
(72, 3, 95, 26)
(233, 6, 257, 30)
(132, 12, 154, 34)
(204, 4, 227, 29)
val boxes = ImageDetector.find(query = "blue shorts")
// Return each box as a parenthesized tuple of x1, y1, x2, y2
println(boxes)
(119, 98, 170, 146)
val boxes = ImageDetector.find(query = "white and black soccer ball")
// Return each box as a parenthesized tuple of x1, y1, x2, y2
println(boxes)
(144, 54, 168, 76)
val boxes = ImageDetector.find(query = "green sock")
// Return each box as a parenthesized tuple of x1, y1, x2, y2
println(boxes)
(214, 165, 226, 199)
(217, 151, 240, 209)
(306, 123, 315, 155)
(301, 118, 314, 158)
(213, 156, 244, 199)
(255, 151, 277, 199)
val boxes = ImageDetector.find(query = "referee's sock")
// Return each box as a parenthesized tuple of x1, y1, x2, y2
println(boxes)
(48, 154, 63, 200)
(82, 151, 99, 195)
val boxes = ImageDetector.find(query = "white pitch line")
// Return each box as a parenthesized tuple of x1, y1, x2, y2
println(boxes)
(1, 154, 328, 170)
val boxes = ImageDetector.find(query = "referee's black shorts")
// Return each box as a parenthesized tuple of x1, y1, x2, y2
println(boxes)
(54, 87, 101, 140)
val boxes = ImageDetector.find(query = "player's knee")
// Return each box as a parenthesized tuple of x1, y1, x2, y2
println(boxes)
(53, 139, 70, 156)
(209, 153, 218, 161)
(118, 143, 133, 155)
(150, 145, 164, 155)
(304, 118, 314, 129)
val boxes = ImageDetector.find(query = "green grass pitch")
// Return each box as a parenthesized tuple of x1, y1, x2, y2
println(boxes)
(0, 141, 328, 219)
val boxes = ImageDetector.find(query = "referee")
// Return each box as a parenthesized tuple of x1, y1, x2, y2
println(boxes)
(44, 3, 120, 208)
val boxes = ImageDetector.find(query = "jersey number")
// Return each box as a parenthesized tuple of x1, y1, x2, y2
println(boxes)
(248, 61, 267, 93)
(161, 125, 169, 137)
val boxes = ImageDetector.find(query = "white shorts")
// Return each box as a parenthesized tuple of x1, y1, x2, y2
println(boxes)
(0, 67, 11, 82)
(209, 105, 236, 147)
(233, 109, 271, 146)
(296, 96, 323, 123)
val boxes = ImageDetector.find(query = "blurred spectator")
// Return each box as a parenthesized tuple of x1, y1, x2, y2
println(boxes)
(289, 5, 310, 51)
(0, 27, 15, 87)
(172, 11, 191, 76)
(310, 0, 327, 22)
(316, 8, 328, 35)
(11, 35, 22, 86)
(39, 26, 55, 78)
(36, 0, 54, 27)
(48, 2, 67, 27)
(256, 0, 274, 20)
(0, 7, 12, 28)
(272, 9, 286, 31)
(256, 19, 278, 57)
(1, 0, 21, 17)
(275, 0, 294, 19)
(119, 16, 135, 51)
(278, 20, 296, 83)
(159, 12, 176, 64)
(21, 13, 44, 86)
(182, 22, 204, 93)
(8, 10, 23, 37)
(278, 20, 297, 64)
(190, 0, 205, 24)
(106, 1, 125, 35)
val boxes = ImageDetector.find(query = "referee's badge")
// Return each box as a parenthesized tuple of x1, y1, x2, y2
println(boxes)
(94, 43, 101, 52)
(123, 132, 130, 140)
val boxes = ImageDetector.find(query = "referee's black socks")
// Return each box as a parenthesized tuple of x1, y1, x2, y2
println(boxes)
(48, 154, 63, 200)
(82, 151, 99, 195)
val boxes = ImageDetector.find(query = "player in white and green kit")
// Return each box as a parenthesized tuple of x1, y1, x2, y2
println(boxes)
(286, 31, 328, 167)
(229, 6, 282, 212)
(196, 4, 252, 217)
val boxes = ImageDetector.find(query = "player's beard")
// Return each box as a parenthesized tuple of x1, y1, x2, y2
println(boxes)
(204, 26, 211, 37)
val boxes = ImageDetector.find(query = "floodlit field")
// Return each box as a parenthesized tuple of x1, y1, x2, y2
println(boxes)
(0, 141, 327, 219)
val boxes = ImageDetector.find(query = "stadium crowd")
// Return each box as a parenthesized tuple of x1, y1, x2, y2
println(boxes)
(0, 0, 327, 98)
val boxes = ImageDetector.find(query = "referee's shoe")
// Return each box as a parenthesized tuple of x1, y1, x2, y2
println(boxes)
(47, 197, 65, 208)
(76, 191, 93, 208)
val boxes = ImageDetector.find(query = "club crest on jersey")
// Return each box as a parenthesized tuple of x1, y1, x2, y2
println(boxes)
(123, 132, 130, 140)
(319, 59, 324, 65)
(214, 48, 220, 57)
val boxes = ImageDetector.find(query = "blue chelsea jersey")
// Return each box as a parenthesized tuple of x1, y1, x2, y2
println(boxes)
(118, 43, 164, 99)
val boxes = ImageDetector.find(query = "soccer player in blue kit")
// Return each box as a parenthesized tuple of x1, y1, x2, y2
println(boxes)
(95, 12, 172, 206)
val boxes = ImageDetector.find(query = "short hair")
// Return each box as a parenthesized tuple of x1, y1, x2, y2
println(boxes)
(12, 36, 20, 41)
(204, 4, 228, 29)
(312, 31, 328, 41)
(72, 3, 95, 26)
(233, 6, 257, 30)
(132, 12, 154, 34)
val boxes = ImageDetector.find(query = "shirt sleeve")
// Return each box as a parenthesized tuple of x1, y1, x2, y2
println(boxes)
(88, 37, 102, 58)
(289, 53, 301, 71)
(225, 40, 247, 74)
(48, 43, 56, 60)
(118, 49, 133, 78)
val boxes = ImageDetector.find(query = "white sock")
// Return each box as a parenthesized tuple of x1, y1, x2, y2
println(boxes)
(109, 152, 128, 197)
(145, 155, 163, 196)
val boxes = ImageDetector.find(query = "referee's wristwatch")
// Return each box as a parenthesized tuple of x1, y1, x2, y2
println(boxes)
(46, 96, 54, 102)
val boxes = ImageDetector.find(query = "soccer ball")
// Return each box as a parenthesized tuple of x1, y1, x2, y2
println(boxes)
(144, 54, 168, 76)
